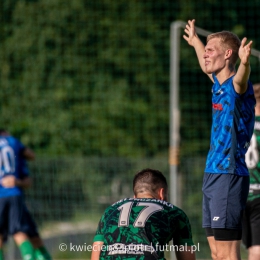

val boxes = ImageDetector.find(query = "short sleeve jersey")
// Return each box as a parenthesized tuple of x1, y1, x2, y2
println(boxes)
(205, 74, 255, 175)
(0, 136, 27, 198)
(245, 116, 260, 201)
(93, 198, 194, 260)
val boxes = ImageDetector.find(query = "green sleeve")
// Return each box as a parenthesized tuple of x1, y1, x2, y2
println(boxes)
(93, 215, 105, 242)
(172, 210, 194, 246)
(93, 234, 104, 242)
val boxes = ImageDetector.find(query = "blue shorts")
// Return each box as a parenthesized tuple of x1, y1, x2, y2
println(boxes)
(2, 203, 39, 243)
(202, 173, 249, 229)
(0, 196, 32, 236)
(24, 205, 39, 238)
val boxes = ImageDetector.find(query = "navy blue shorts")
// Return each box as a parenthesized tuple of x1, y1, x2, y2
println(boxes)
(0, 196, 32, 236)
(2, 203, 39, 243)
(202, 173, 249, 229)
(23, 205, 39, 238)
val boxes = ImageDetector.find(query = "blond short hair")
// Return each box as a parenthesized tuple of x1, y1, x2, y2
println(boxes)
(207, 31, 241, 66)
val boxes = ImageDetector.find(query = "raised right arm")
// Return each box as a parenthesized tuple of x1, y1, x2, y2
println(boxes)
(183, 19, 213, 82)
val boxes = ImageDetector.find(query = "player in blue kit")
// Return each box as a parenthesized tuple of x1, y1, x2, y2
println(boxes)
(19, 159, 52, 260)
(1, 146, 52, 260)
(183, 19, 255, 260)
(0, 129, 35, 260)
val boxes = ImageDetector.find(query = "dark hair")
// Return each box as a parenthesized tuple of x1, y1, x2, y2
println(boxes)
(0, 129, 8, 135)
(133, 168, 168, 197)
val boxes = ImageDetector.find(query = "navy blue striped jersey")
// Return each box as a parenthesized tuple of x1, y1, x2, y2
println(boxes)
(205, 74, 255, 175)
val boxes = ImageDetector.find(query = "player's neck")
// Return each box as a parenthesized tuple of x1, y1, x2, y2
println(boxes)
(215, 67, 235, 85)
(135, 193, 157, 199)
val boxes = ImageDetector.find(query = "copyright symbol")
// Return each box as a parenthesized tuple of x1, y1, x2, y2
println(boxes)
(59, 243, 67, 251)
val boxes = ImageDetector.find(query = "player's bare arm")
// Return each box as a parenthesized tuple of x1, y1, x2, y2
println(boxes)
(233, 37, 253, 94)
(91, 241, 103, 260)
(183, 19, 213, 82)
(175, 247, 196, 260)
(1, 176, 32, 189)
(23, 147, 35, 160)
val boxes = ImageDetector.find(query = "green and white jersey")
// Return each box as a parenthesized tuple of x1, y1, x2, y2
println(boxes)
(93, 198, 194, 260)
(245, 116, 260, 201)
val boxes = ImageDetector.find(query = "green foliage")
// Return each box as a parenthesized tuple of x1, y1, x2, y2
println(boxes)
(0, 0, 177, 157)
(1, 0, 260, 158)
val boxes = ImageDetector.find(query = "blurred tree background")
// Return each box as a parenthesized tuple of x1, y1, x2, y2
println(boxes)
(1, 0, 260, 258)
(1, 0, 260, 157)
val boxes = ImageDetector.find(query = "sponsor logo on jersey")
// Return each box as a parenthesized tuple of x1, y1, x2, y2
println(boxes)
(216, 89, 224, 95)
(213, 216, 219, 221)
(107, 243, 155, 255)
(212, 103, 223, 111)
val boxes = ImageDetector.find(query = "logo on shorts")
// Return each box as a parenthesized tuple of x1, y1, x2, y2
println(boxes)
(213, 216, 219, 221)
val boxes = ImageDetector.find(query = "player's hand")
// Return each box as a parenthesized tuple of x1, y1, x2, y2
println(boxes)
(183, 19, 197, 46)
(1, 176, 17, 188)
(239, 37, 253, 65)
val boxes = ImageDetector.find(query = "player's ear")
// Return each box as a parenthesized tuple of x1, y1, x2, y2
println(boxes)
(225, 49, 232, 59)
(158, 188, 165, 200)
(158, 188, 168, 201)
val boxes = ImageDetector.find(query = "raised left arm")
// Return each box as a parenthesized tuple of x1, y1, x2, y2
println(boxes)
(233, 37, 253, 94)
